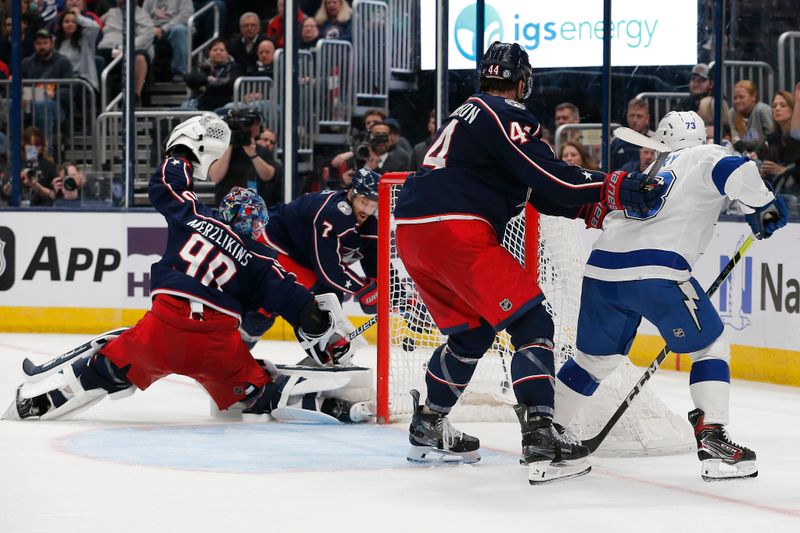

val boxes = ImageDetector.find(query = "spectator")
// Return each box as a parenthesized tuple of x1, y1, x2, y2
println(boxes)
(729, 79, 773, 154)
(619, 146, 657, 174)
(383, 117, 412, 157)
(5, 126, 59, 206)
(676, 63, 714, 113)
(52, 160, 88, 204)
(411, 109, 436, 170)
(299, 16, 319, 49)
(554, 102, 581, 142)
(255, 126, 283, 207)
(610, 97, 652, 170)
(558, 140, 599, 170)
(696, 95, 734, 151)
(229, 11, 265, 73)
(363, 108, 386, 132)
(247, 38, 275, 76)
(367, 121, 411, 173)
(755, 89, 800, 192)
(54, 6, 101, 91)
(1, 13, 37, 65)
(97, 2, 154, 105)
(35, 0, 60, 25)
(207, 107, 279, 205)
(62, 0, 103, 29)
(20, 29, 74, 154)
(314, 0, 351, 41)
(143, 0, 193, 83)
(184, 37, 242, 112)
(266, 0, 303, 48)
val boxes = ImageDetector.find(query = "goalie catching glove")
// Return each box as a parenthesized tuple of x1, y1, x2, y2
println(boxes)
(603, 170, 666, 214)
(294, 293, 355, 366)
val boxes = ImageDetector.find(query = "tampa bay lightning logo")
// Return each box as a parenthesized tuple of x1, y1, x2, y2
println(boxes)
(454, 3, 503, 62)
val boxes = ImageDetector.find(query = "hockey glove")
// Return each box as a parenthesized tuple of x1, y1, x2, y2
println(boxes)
(745, 194, 788, 239)
(603, 170, 665, 214)
(355, 278, 378, 314)
(580, 201, 610, 229)
(294, 297, 354, 366)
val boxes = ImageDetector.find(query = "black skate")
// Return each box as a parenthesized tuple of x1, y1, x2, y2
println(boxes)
(515, 404, 591, 485)
(407, 389, 480, 464)
(688, 409, 757, 481)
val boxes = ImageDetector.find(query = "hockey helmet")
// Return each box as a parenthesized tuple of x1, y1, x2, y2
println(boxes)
(480, 41, 533, 100)
(351, 168, 380, 202)
(655, 111, 706, 151)
(218, 187, 269, 240)
(165, 112, 231, 181)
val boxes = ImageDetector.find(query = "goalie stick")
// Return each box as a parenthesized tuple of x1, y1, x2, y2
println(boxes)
(21, 328, 129, 381)
(581, 235, 755, 453)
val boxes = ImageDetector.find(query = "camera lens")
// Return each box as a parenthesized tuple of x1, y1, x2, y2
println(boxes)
(64, 176, 77, 191)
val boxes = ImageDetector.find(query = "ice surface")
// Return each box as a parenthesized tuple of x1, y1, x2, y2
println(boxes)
(1, 334, 798, 532)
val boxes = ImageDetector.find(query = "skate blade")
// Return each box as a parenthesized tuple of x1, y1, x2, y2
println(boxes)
(2, 400, 21, 421)
(528, 458, 591, 485)
(701, 459, 758, 482)
(407, 445, 481, 465)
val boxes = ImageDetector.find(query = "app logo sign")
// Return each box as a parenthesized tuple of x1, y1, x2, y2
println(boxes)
(454, 2, 503, 62)
(0, 227, 14, 291)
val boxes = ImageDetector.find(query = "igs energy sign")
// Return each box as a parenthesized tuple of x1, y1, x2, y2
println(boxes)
(420, 0, 698, 70)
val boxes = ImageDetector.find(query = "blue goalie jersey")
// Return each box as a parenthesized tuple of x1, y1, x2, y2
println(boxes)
(147, 156, 313, 324)
(394, 93, 608, 238)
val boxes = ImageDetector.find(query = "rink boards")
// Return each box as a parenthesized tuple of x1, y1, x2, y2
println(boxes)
(0, 210, 797, 385)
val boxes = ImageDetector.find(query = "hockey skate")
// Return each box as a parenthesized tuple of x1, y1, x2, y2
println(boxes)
(688, 409, 758, 481)
(407, 389, 480, 464)
(515, 405, 591, 485)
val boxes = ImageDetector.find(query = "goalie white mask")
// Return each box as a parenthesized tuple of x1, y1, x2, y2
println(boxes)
(165, 112, 231, 181)
(655, 111, 706, 151)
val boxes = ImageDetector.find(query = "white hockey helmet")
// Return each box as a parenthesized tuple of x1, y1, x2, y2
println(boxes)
(165, 112, 231, 181)
(655, 111, 706, 151)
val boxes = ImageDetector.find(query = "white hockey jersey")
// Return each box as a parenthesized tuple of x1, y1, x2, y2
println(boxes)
(585, 144, 774, 282)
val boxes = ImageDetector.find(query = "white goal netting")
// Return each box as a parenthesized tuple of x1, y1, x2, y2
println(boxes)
(379, 176, 694, 456)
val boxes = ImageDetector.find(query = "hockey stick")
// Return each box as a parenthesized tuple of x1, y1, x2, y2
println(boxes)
(21, 327, 129, 381)
(295, 315, 377, 365)
(581, 234, 755, 453)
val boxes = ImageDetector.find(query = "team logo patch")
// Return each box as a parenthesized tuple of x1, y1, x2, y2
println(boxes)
(0, 227, 15, 291)
(499, 298, 512, 312)
(505, 99, 525, 109)
(673, 328, 685, 338)
(338, 201, 352, 215)
(502, 69, 511, 79)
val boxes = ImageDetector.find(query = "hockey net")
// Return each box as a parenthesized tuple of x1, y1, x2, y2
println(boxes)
(376, 172, 694, 456)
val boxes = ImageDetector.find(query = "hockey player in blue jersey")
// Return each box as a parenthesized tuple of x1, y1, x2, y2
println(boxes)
(6, 113, 370, 423)
(555, 111, 789, 481)
(392, 41, 668, 484)
(258, 168, 380, 315)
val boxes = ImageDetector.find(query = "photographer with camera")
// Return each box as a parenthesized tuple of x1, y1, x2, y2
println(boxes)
(52, 161, 87, 205)
(207, 108, 279, 205)
(2, 126, 58, 206)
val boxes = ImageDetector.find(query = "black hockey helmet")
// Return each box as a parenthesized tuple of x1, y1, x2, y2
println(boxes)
(479, 41, 533, 100)
(350, 168, 380, 201)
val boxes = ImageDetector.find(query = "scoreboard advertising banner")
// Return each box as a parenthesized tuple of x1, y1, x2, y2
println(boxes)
(420, 0, 698, 70)
(0, 212, 797, 382)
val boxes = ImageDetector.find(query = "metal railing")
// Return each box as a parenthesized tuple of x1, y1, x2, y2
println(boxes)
(635, 92, 690, 124)
(388, 0, 416, 74)
(273, 49, 315, 156)
(314, 39, 354, 136)
(778, 31, 800, 93)
(100, 54, 123, 112)
(1, 78, 97, 165)
(232, 76, 275, 126)
(95, 110, 205, 207)
(187, 2, 221, 72)
(709, 60, 774, 104)
(353, 0, 390, 108)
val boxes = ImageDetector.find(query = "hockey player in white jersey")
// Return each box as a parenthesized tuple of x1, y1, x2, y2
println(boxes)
(555, 111, 788, 481)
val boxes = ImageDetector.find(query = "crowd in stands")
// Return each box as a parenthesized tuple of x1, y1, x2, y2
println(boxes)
(1, 1, 799, 215)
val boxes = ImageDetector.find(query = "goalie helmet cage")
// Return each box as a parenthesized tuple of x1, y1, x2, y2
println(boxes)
(376, 172, 694, 456)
